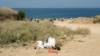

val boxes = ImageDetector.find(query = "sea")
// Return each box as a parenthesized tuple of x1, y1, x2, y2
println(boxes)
(14, 8, 100, 19)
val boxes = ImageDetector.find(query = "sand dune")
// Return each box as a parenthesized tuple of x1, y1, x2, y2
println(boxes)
(0, 21, 100, 56)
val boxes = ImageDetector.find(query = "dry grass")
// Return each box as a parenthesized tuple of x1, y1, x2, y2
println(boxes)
(0, 7, 25, 21)
(70, 17, 94, 24)
(0, 20, 90, 47)
(68, 16, 100, 24)
(93, 15, 100, 23)
(75, 27, 90, 36)
(0, 7, 17, 15)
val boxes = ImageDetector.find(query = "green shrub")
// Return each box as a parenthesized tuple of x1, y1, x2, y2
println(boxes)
(18, 10, 25, 20)
(0, 31, 18, 45)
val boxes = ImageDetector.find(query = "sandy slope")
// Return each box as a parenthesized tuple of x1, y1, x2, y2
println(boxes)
(54, 21, 100, 56)
(0, 21, 100, 56)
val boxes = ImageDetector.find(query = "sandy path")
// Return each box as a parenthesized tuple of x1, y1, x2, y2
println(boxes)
(54, 21, 100, 56)
(54, 21, 100, 33)
(0, 21, 100, 56)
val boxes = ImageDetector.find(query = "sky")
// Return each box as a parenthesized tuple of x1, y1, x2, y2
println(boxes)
(0, 0, 100, 8)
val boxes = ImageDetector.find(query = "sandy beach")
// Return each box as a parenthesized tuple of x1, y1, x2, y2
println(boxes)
(0, 20, 100, 56)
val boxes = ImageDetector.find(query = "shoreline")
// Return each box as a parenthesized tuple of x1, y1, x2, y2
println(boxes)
(27, 15, 97, 20)
(29, 15, 100, 24)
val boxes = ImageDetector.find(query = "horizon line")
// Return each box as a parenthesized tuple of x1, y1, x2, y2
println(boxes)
(0, 6, 100, 8)
(11, 7, 100, 8)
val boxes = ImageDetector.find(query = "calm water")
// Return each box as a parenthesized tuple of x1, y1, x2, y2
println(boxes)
(14, 8, 100, 18)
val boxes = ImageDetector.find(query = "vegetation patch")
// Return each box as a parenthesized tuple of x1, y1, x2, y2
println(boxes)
(0, 21, 90, 47)
(0, 7, 26, 21)
(93, 15, 100, 23)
